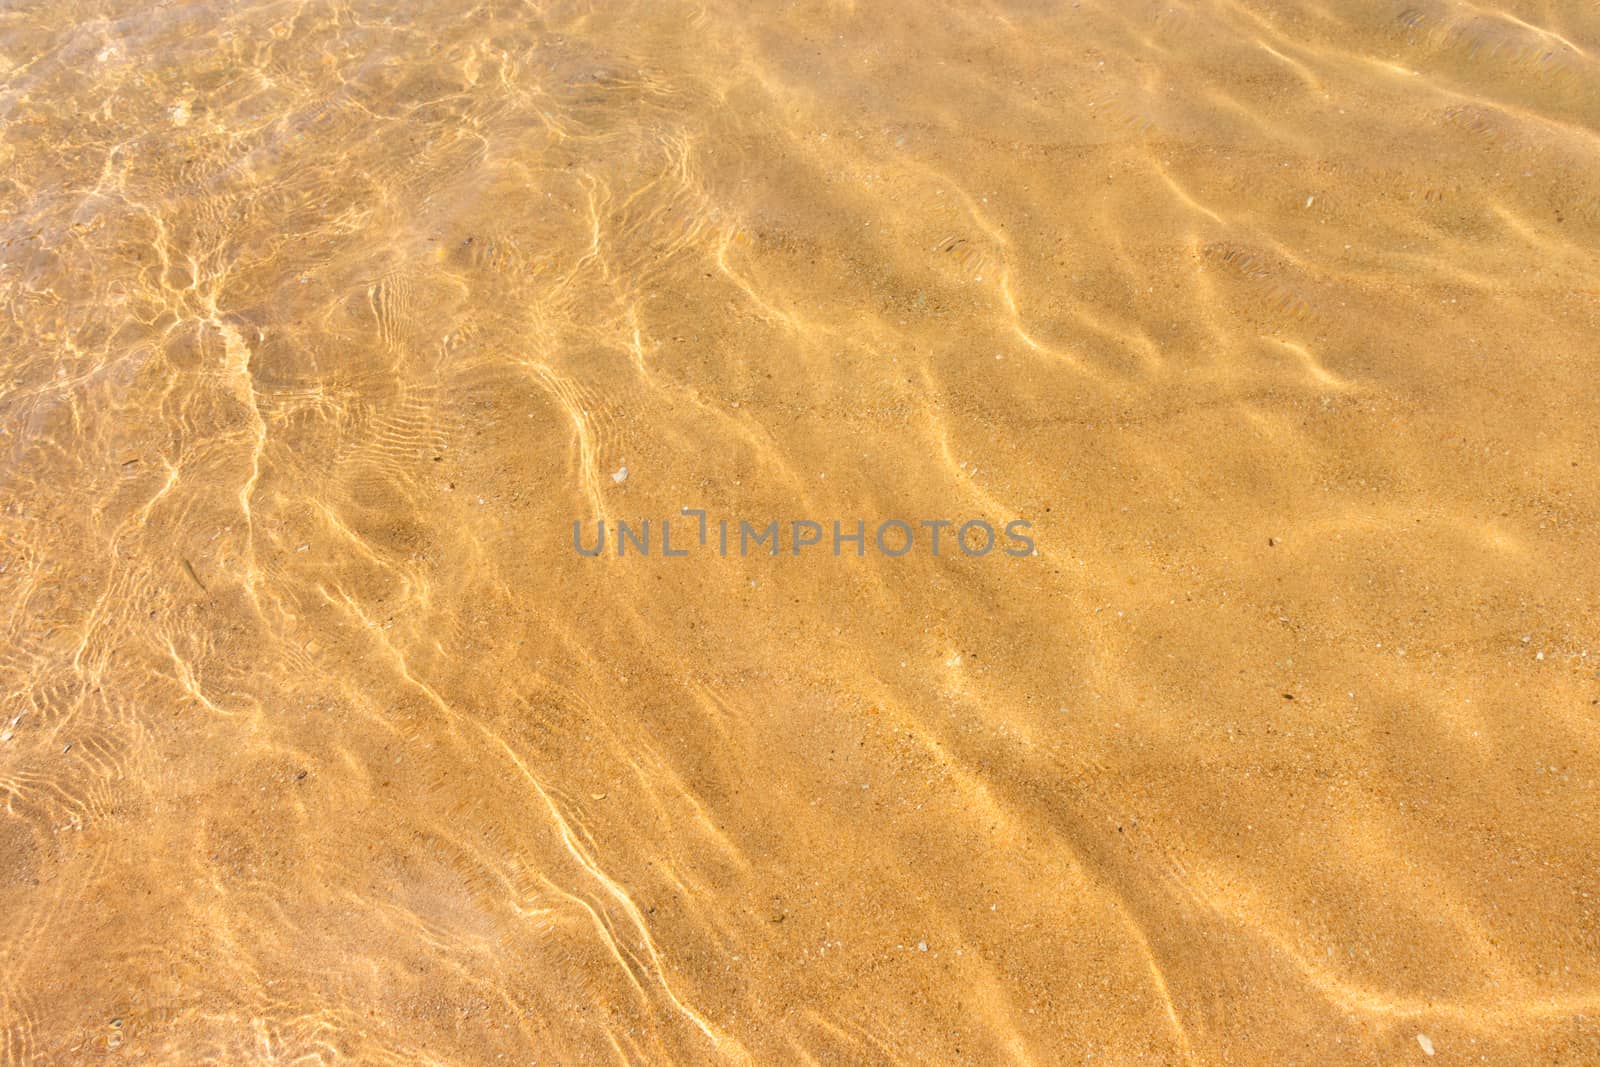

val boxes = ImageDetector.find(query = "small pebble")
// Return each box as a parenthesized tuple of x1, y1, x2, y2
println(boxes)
(611, 465, 628, 484)
(917, 941, 928, 952)
(1417, 1034, 1434, 1056)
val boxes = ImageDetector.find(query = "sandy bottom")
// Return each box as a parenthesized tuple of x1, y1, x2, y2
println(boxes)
(1, 0, 1598, 1063)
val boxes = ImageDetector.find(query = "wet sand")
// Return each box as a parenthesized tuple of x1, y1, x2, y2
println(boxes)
(2, 0, 1599, 1063)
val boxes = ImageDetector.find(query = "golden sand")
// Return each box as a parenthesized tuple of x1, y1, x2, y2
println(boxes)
(2, 0, 1598, 1063)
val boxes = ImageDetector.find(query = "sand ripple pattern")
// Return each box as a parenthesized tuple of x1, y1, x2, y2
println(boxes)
(1, 0, 1599, 1063)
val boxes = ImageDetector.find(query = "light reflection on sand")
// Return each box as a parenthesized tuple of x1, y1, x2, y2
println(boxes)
(1, 0, 1599, 1062)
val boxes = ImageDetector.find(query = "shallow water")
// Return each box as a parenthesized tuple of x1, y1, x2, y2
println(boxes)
(2, 0, 1599, 1063)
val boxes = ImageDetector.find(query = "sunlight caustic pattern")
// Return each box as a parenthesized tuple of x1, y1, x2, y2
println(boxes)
(1, 0, 1598, 1063)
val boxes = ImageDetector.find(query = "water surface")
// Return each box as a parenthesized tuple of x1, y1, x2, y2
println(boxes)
(2, 0, 1599, 1062)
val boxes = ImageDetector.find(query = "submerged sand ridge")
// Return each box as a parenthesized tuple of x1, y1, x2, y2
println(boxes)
(0, 0, 1598, 1063)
